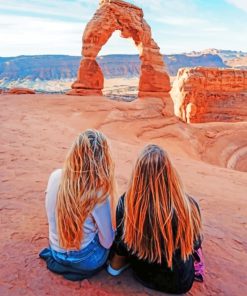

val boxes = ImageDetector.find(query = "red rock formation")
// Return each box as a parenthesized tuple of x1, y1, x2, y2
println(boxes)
(67, 0, 170, 98)
(171, 67, 247, 123)
(1, 93, 247, 296)
(7, 88, 36, 95)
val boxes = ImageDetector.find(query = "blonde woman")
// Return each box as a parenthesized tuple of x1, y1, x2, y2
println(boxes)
(40, 130, 116, 281)
(108, 145, 203, 294)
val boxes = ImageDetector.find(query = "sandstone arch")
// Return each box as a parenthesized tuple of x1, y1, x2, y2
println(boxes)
(68, 0, 170, 98)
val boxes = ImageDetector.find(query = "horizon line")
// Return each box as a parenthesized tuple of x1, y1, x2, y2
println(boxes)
(1, 48, 247, 59)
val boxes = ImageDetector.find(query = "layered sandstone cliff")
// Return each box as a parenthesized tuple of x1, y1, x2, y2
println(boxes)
(171, 67, 247, 123)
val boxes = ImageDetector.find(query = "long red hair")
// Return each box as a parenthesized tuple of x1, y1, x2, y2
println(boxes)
(123, 145, 202, 268)
(56, 129, 116, 250)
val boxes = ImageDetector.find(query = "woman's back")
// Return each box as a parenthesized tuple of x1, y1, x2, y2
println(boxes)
(46, 169, 114, 252)
(40, 129, 116, 281)
(113, 194, 199, 294)
(109, 144, 203, 294)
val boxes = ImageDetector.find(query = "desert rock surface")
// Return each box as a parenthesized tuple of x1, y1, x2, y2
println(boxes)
(0, 94, 246, 296)
(68, 0, 170, 98)
(7, 87, 36, 95)
(171, 67, 247, 123)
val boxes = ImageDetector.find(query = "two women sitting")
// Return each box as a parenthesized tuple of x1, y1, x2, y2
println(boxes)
(40, 129, 204, 294)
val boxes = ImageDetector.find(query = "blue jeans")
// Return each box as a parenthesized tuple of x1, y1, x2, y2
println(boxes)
(51, 234, 109, 271)
(39, 234, 109, 281)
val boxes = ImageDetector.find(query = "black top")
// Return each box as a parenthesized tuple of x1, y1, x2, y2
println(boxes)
(112, 194, 202, 294)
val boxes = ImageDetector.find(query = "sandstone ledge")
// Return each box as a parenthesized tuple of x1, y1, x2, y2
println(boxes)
(7, 88, 36, 95)
(171, 67, 247, 123)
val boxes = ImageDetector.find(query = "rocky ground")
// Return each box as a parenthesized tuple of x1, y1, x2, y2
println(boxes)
(0, 94, 246, 296)
(103, 77, 139, 101)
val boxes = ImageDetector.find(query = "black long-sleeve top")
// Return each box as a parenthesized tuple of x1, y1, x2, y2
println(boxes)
(112, 194, 202, 294)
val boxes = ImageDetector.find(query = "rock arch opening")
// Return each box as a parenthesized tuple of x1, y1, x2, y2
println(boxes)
(67, 0, 170, 98)
(98, 30, 140, 101)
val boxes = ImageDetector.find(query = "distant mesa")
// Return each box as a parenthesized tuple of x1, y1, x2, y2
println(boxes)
(171, 67, 247, 123)
(7, 87, 36, 95)
(0, 53, 228, 83)
(67, 0, 170, 98)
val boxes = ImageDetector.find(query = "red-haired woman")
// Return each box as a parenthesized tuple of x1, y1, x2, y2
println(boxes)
(108, 144, 203, 294)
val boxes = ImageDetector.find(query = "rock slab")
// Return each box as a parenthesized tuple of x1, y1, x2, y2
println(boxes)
(171, 67, 247, 123)
(7, 88, 36, 95)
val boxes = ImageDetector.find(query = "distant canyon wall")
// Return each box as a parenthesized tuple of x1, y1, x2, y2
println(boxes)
(0, 53, 226, 83)
(171, 67, 247, 123)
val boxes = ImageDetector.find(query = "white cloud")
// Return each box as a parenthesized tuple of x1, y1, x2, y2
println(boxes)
(129, 0, 196, 14)
(155, 17, 206, 26)
(226, 0, 247, 13)
(0, 0, 97, 22)
(203, 26, 227, 33)
(99, 31, 139, 55)
(0, 0, 246, 56)
(0, 15, 86, 56)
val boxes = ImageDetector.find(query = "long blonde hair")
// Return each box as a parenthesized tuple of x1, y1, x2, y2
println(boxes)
(123, 145, 202, 268)
(56, 129, 116, 250)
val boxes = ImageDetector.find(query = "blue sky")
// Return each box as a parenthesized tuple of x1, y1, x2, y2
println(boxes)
(0, 0, 247, 56)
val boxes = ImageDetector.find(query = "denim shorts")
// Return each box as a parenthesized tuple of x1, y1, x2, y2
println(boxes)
(51, 234, 109, 271)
